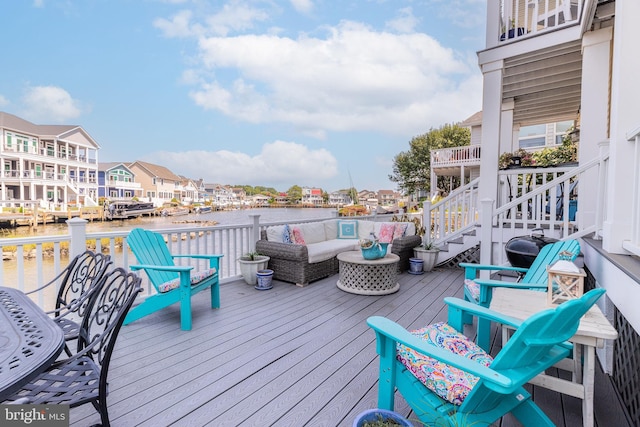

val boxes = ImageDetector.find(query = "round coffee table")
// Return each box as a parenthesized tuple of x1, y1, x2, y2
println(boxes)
(336, 251, 400, 295)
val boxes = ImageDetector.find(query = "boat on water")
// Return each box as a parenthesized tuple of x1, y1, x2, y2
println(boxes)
(194, 206, 212, 214)
(161, 207, 190, 216)
(107, 201, 156, 220)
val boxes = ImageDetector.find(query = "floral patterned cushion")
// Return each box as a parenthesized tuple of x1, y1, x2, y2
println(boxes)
(464, 279, 480, 302)
(291, 226, 306, 245)
(158, 268, 217, 293)
(396, 322, 493, 405)
(378, 223, 396, 243)
(393, 223, 408, 239)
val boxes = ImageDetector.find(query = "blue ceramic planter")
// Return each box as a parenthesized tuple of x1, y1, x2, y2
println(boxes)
(353, 409, 413, 427)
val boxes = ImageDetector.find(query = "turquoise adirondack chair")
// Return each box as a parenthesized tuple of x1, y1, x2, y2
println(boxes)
(367, 288, 606, 427)
(460, 239, 580, 349)
(124, 228, 223, 330)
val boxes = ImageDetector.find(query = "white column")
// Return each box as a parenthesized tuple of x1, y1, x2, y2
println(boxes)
(579, 27, 613, 232)
(603, 2, 640, 253)
(479, 59, 504, 205)
(500, 98, 516, 153)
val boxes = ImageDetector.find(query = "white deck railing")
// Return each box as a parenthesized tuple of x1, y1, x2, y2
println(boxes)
(498, 0, 584, 44)
(0, 212, 400, 311)
(424, 154, 608, 264)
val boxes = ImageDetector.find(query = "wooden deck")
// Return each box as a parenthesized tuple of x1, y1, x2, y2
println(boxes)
(70, 267, 630, 427)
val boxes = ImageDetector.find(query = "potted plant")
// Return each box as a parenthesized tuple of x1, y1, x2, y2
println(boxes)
(353, 408, 413, 427)
(413, 240, 440, 272)
(238, 252, 270, 285)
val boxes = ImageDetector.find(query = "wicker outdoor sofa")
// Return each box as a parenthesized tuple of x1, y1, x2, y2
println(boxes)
(255, 218, 421, 286)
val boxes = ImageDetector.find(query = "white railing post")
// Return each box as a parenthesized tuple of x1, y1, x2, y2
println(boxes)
(248, 214, 261, 252)
(480, 198, 494, 279)
(594, 140, 610, 240)
(422, 200, 431, 244)
(66, 217, 88, 257)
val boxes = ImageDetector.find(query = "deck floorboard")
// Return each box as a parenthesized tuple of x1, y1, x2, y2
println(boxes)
(68, 267, 630, 427)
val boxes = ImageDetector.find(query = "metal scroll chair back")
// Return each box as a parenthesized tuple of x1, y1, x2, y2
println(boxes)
(27, 250, 112, 354)
(5, 267, 142, 427)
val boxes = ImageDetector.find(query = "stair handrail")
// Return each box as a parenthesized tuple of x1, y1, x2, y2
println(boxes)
(424, 178, 480, 244)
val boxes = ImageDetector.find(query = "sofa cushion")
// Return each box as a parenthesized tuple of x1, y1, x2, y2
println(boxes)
(357, 220, 375, 239)
(299, 221, 326, 244)
(266, 225, 287, 242)
(323, 219, 338, 240)
(307, 240, 358, 263)
(396, 321, 493, 405)
(337, 220, 358, 239)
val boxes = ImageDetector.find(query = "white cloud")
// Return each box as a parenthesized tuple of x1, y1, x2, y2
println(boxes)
(290, 0, 314, 14)
(154, 2, 269, 38)
(33, 0, 44, 8)
(187, 20, 479, 137)
(385, 7, 419, 34)
(20, 85, 83, 123)
(0, 94, 9, 107)
(146, 140, 338, 185)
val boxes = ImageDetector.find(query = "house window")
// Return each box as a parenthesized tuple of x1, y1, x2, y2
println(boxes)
(518, 124, 547, 149)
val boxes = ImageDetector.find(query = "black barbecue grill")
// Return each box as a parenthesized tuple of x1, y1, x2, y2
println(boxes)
(504, 228, 558, 268)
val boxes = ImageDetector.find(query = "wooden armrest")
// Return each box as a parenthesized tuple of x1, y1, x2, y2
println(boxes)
(130, 264, 193, 272)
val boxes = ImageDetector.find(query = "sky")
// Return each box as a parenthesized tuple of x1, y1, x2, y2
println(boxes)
(0, 0, 486, 194)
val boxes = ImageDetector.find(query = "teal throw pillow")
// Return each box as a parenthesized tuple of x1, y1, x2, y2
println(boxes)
(337, 220, 358, 239)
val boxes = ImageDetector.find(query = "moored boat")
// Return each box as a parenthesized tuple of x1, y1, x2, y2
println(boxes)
(107, 201, 156, 220)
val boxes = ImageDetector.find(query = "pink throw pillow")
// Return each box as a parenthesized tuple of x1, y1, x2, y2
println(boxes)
(393, 223, 408, 239)
(291, 226, 306, 245)
(379, 223, 395, 243)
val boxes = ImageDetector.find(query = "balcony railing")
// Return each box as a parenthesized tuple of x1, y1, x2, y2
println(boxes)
(498, 0, 584, 44)
(431, 146, 482, 168)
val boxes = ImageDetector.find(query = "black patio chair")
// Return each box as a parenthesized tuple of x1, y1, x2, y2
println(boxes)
(27, 250, 112, 355)
(4, 267, 142, 426)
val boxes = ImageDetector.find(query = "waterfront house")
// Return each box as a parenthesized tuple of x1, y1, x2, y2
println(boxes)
(0, 111, 100, 211)
(97, 162, 142, 201)
(178, 176, 201, 205)
(128, 160, 183, 207)
(425, 2, 639, 424)
(301, 187, 324, 206)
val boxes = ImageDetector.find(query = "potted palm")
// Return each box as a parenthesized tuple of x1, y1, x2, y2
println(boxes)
(413, 240, 440, 272)
(238, 252, 270, 285)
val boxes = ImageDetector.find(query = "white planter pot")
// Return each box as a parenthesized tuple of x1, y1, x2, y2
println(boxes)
(238, 256, 270, 285)
(413, 247, 440, 272)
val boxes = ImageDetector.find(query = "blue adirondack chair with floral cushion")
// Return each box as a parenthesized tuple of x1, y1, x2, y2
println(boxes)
(367, 288, 605, 427)
(124, 228, 223, 331)
(459, 239, 580, 350)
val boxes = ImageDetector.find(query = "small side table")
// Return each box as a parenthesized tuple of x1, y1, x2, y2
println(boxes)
(336, 251, 400, 295)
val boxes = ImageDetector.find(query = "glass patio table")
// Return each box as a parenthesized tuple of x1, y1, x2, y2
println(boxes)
(0, 286, 65, 401)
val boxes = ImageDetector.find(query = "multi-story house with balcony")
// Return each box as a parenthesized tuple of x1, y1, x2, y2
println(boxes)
(301, 187, 324, 206)
(97, 162, 142, 201)
(424, 2, 639, 424)
(0, 112, 100, 210)
(178, 176, 201, 205)
(128, 160, 183, 207)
